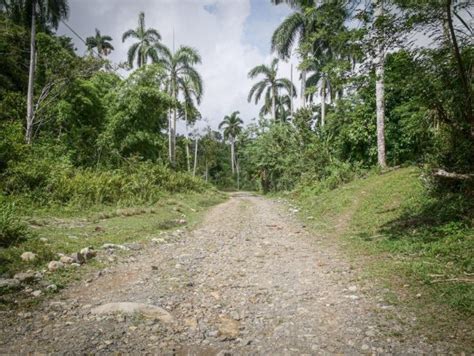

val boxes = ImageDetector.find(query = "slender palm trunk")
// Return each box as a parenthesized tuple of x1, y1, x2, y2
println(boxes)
(168, 108, 173, 163)
(185, 112, 191, 172)
(234, 152, 240, 190)
(193, 137, 199, 177)
(321, 79, 326, 127)
(169, 82, 176, 167)
(272, 86, 277, 121)
(290, 63, 294, 118)
(230, 136, 235, 174)
(172, 107, 177, 165)
(26, 1, 36, 144)
(300, 70, 306, 108)
(445, 0, 472, 129)
(374, 0, 387, 168)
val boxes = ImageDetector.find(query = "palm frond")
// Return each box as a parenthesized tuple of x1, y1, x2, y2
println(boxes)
(271, 12, 304, 59)
(248, 64, 272, 79)
(122, 29, 138, 42)
(127, 42, 140, 67)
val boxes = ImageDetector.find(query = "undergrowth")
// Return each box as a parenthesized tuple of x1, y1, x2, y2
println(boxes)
(292, 167, 473, 315)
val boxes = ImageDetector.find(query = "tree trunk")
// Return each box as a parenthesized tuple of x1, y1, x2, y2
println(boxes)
(445, 0, 472, 128)
(290, 63, 294, 118)
(374, 0, 387, 168)
(271, 86, 277, 121)
(168, 108, 173, 164)
(235, 156, 240, 190)
(172, 107, 177, 166)
(193, 137, 198, 177)
(169, 82, 176, 167)
(185, 120, 191, 172)
(300, 70, 306, 108)
(321, 79, 326, 127)
(26, 1, 36, 144)
(230, 137, 235, 175)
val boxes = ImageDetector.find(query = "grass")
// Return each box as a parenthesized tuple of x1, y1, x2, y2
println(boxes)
(0, 191, 226, 306)
(290, 167, 473, 338)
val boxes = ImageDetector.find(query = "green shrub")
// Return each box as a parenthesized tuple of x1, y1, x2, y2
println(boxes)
(2, 153, 211, 207)
(0, 201, 30, 247)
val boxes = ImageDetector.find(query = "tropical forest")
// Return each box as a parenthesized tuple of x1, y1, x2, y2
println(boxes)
(0, 0, 472, 353)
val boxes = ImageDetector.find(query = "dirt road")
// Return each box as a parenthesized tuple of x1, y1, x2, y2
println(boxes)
(0, 193, 464, 354)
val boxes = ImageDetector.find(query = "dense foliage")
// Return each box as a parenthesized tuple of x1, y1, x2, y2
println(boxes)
(0, 1, 473, 249)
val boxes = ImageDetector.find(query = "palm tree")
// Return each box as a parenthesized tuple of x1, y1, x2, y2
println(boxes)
(157, 45, 203, 165)
(122, 12, 164, 68)
(260, 93, 292, 122)
(219, 111, 243, 175)
(271, 1, 317, 107)
(3, 0, 70, 144)
(85, 28, 114, 57)
(304, 56, 332, 127)
(248, 58, 296, 121)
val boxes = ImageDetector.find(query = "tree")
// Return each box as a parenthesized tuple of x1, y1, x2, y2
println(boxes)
(122, 12, 164, 68)
(85, 28, 114, 57)
(373, 0, 387, 168)
(157, 45, 203, 166)
(271, 0, 317, 106)
(260, 93, 292, 122)
(304, 57, 331, 127)
(219, 111, 243, 175)
(99, 65, 171, 163)
(3, 0, 70, 144)
(248, 58, 295, 121)
(178, 80, 202, 172)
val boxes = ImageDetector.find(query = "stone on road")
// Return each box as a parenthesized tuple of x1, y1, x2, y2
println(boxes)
(0, 193, 468, 354)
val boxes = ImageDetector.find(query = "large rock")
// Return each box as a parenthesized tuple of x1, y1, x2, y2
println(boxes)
(102, 243, 128, 250)
(218, 316, 240, 339)
(13, 272, 36, 283)
(91, 302, 174, 323)
(70, 252, 85, 265)
(80, 247, 96, 260)
(59, 256, 74, 264)
(123, 243, 142, 251)
(48, 261, 64, 272)
(20, 252, 37, 262)
(0, 278, 20, 289)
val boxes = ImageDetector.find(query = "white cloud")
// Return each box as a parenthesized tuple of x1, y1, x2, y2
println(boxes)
(58, 0, 301, 131)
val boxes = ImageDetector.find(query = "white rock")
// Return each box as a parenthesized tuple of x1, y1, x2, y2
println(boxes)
(348, 285, 357, 292)
(59, 256, 74, 264)
(91, 302, 174, 323)
(39, 237, 48, 242)
(31, 290, 42, 297)
(46, 284, 58, 292)
(13, 272, 36, 283)
(48, 261, 64, 272)
(102, 243, 127, 250)
(70, 252, 85, 264)
(20, 252, 37, 262)
(0, 278, 20, 289)
(80, 247, 96, 260)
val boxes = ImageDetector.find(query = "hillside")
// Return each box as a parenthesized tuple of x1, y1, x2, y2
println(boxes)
(292, 167, 473, 337)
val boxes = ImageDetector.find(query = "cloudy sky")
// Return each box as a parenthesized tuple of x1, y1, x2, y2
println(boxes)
(58, 0, 301, 129)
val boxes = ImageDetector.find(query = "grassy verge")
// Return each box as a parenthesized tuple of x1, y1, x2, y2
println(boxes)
(0, 190, 226, 307)
(289, 167, 473, 337)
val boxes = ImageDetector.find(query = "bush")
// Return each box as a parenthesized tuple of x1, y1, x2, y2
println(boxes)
(0, 201, 30, 247)
(1, 152, 211, 207)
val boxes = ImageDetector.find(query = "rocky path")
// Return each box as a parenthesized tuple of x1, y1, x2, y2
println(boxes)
(0, 193, 465, 354)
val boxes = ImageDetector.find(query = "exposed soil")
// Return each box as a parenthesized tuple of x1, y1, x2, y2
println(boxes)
(0, 193, 469, 354)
